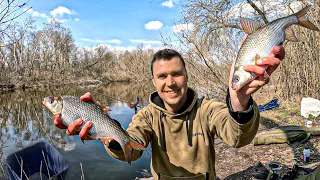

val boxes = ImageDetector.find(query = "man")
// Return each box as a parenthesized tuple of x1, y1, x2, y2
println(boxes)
(55, 45, 285, 179)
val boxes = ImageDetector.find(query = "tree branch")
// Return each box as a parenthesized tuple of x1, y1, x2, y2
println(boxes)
(247, 0, 269, 23)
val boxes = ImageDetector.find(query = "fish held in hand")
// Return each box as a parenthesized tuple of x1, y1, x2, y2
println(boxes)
(42, 96, 146, 165)
(232, 5, 319, 91)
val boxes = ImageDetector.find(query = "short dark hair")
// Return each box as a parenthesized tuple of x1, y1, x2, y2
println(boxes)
(150, 48, 186, 76)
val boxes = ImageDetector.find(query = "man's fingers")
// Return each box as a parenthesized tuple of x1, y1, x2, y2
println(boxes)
(255, 56, 280, 75)
(79, 121, 92, 140)
(80, 92, 93, 102)
(256, 57, 280, 67)
(80, 92, 99, 105)
(271, 45, 285, 60)
(54, 115, 68, 129)
(243, 65, 266, 76)
(66, 118, 83, 136)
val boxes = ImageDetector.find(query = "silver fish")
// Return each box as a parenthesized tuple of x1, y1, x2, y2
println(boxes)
(43, 96, 145, 164)
(232, 5, 319, 90)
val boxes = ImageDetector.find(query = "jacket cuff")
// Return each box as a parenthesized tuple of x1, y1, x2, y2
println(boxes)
(226, 89, 254, 124)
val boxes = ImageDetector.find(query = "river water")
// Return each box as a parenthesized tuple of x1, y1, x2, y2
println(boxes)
(0, 82, 154, 180)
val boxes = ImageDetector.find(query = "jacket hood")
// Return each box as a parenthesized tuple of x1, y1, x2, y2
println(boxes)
(149, 88, 198, 116)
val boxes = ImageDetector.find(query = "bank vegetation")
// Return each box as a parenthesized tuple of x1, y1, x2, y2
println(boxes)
(0, 0, 319, 104)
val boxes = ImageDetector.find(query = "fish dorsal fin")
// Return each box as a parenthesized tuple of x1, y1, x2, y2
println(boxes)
(240, 17, 264, 34)
(285, 26, 299, 42)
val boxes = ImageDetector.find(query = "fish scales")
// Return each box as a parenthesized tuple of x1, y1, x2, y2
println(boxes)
(43, 95, 146, 164)
(61, 96, 129, 143)
(231, 6, 319, 90)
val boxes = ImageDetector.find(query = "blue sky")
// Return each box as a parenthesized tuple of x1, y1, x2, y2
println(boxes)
(19, 0, 190, 50)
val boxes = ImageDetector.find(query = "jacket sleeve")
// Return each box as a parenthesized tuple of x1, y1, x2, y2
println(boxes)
(104, 107, 153, 162)
(203, 98, 260, 148)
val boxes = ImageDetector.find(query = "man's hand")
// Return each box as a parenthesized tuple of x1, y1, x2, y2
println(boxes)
(229, 34, 285, 111)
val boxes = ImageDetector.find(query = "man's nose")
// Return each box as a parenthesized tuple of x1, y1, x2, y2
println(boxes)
(166, 75, 176, 86)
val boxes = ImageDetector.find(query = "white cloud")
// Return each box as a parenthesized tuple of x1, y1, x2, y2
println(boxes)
(32, 11, 39, 16)
(107, 39, 122, 44)
(172, 23, 194, 33)
(161, 0, 179, 8)
(145, 21, 163, 30)
(80, 38, 104, 43)
(26, 9, 49, 19)
(75, 18, 80, 22)
(79, 38, 122, 44)
(50, 6, 72, 17)
(130, 39, 162, 45)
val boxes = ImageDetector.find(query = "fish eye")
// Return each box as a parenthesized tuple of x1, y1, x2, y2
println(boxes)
(233, 75, 240, 83)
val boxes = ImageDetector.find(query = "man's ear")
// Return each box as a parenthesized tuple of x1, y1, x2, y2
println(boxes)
(152, 76, 156, 87)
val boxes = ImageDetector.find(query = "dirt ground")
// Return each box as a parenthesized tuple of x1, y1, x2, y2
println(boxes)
(214, 108, 320, 180)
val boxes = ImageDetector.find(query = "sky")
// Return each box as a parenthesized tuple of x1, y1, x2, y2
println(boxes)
(13, 0, 311, 52)
(18, 0, 191, 50)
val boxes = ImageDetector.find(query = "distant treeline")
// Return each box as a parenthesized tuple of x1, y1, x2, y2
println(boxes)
(0, 0, 319, 103)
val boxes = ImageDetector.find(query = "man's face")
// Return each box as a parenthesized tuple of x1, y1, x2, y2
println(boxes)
(152, 57, 188, 112)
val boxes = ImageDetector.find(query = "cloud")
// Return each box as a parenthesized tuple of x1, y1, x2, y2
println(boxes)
(161, 0, 179, 8)
(50, 6, 72, 17)
(130, 39, 162, 45)
(145, 21, 163, 30)
(79, 38, 122, 44)
(172, 23, 194, 33)
(107, 39, 122, 44)
(80, 38, 104, 43)
(25, 7, 78, 24)
(26, 8, 49, 18)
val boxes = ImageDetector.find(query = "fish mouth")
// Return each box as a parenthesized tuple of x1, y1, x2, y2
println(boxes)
(231, 83, 237, 90)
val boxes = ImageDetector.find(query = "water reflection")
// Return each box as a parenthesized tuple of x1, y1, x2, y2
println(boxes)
(0, 82, 154, 179)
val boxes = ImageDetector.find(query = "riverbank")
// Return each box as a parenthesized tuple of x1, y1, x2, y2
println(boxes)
(215, 108, 320, 179)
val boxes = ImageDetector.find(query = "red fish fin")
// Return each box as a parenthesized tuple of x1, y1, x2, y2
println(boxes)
(127, 102, 134, 108)
(129, 139, 146, 151)
(285, 26, 299, 42)
(254, 53, 260, 65)
(295, 6, 319, 31)
(123, 143, 132, 165)
(97, 103, 111, 117)
(240, 17, 264, 34)
(101, 137, 114, 146)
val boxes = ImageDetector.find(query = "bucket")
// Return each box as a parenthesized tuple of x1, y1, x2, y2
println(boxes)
(5, 141, 69, 180)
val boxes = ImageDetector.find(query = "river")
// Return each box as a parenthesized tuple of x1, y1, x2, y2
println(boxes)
(0, 82, 154, 180)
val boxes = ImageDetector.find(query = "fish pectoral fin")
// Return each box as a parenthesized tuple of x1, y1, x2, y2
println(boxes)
(96, 101, 111, 117)
(240, 17, 264, 34)
(254, 53, 260, 64)
(101, 137, 114, 146)
(285, 26, 299, 42)
(129, 139, 146, 151)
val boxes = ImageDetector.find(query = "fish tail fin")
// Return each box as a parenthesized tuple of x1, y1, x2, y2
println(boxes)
(123, 143, 133, 165)
(295, 5, 320, 31)
(122, 140, 146, 165)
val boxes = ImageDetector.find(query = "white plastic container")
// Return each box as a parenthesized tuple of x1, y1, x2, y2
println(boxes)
(303, 148, 310, 162)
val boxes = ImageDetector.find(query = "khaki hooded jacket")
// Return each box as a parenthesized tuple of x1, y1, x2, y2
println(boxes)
(105, 88, 260, 180)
